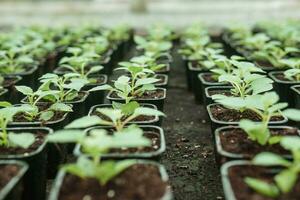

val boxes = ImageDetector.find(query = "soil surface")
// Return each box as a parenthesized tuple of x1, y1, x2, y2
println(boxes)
(110, 89, 165, 99)
(229, 165, 300, 200)
(0, 164, 20, 190)
(59, 164, 168, 200)
(159, 48, 224, 200)
(219, 127, 298, 158)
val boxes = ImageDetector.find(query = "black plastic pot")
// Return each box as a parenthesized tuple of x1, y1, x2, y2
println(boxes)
(155, 74, 169, 88)
(82, 74, 108, 111)
(0, 160, 28, 200)
(74, 125, 166, 159)
(0, 127, 50, 200)
(198, 73, 227, 104)
(188, 61, 208, 93)
(291, 85, 300, 110)
(181, 56, 191, 91)
(12, 65, 39, 89)
(204, 86, 232, 108)
(21, 91, 89, 121)
(156, 63, 171, 75)
(0, 89, 8, 101)
(221, 160, 251, 200)
(88, 103, 161, 126)
(206, 103, 288, 134)
(53, 66, 106, 76)
(214, 126, 297, 166)
(107, 88, 167, 111)
(48, 160, 173, 200)
(3, 75, 22, 103)
(269, 71, 300, 107)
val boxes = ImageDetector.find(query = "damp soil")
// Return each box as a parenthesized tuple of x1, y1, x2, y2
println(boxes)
(210, 104, 284, 122)
(219, 127, 298, 158)
(58, 164, 168, 200)
(0, 164, 20, 190)
(201, 73, 218, 83)
(228, 165, 300, 200)
(13, 103, 66, 123)
(207, 89, 232, 97)
(255, 60, 275, 70)
(110, 89, 165, 100)
(0, 131, 45, 155)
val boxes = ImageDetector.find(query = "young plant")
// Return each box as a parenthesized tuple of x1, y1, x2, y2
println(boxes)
(64, 101, 165, 131)
(0, 102, 35, 148)
(245, 135, 300, 198)
(90, 75, 159, 104)
(215, 61, 273, 98)
(0, 49, 35, 74)
(39, 73, 88, 102)
(47, 125, 151, 185)
(280, 58, 300, 81)
(215, 92, 298, 145)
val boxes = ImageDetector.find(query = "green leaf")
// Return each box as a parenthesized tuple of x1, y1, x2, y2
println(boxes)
(133, 107, 165, 117)
(8, 132, 35, 149)
(244, 177, 280, 198)
(47, 130, 86, 143)
(282, 109, 300, 121)
(95, 108, 123, 124)
(0, 101, 12, 108)
(39, 111, 54, 121)
(239, 120, 269, 145)
(135, 78, 159, 87)
(251, 77, 274, 95)
(280, 136, 300, 151)
(65, 116, 105, 129)
(252, 152, 291, 167)
(49, 103, 73, 112)
(15, 86, 33, 95)
(275, 169, 298, 193)
(120, 101, 139, 116)
(89, 84, 112, 92)
(268, 103, 288, 114)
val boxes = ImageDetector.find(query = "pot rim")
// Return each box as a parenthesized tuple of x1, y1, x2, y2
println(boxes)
(269, 71, 300, 84)
(107, 88, 167, 101)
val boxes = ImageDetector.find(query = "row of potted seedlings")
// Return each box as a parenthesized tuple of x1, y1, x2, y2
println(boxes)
(0, 25, 134, 200)
(45, 24, 175, 200)
(178, 24, 300, 199)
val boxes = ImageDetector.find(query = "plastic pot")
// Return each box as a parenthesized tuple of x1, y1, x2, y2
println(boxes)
(0, 127, 50, 200)
(107, 88, 167, 111)
(187, 61, 208, 94)
(221, 160, 251, 200)
(88, 103, 161, 126)
(12, 65, 39, 89)
(53, 66, 105, 76)
(82, 74, 108, 111)
(291, 85, 300, 109)
(74, 125, 166, 159)
(48, 160, 173, 200)
(214, 126, 297, 167)
(2, 75, 22, 103)
(206, 103, 288, 134)
(182, 56, 192, 91)
(0, 160, 28, 200)
(156, 63, 171, 75)
(198, 73, 227, 104)
(155, 74, 169, 89)
(269, 71, 300, 107)
(204, 86, 232, 108)
(0, 89, 8, 101)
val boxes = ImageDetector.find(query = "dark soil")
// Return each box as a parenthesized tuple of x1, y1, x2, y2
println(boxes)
(201, 73, 218, 83)
(13, 103, 66, 123)
(228, 165, 300, 200)
(190, 60, 205, 70)
(160, 48, 224, 200)
(0, 131, 45, 155)
(219, 127, 298, 158)
(3, 76, 20, 88)
(110, 89, 165, 100)
(255, 60, 275, 69)
(0, 164, 20, 190)
(58, 164, 168, 200)
(273, 72, 300, 83)
(210, 104, 284, 122)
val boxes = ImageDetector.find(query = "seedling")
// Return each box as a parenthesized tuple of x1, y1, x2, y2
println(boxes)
(90, 74, 159, 104)
(215, 61, 273, 98)
(245, 135, 300, 198)
(65, 101, 165, 131)
(0, 102, 35, 148)
(47, 125, 151, 185)
(39, 73, 88, 102)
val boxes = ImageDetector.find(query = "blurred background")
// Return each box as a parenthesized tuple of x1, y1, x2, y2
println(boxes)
(0, 0, 299, 28)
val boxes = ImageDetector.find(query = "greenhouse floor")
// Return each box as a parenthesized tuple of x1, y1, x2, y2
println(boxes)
(159, 50, 224, 200)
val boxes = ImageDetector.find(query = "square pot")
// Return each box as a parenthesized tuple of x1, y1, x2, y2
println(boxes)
(155, 74, 169, 89)
(48, 160, 173, 200)
(269, 71, 300, 107)
(204, 86, 232, 108)
(2, 76, 22, 103)
(74, 125, 166, 159)
(107, 88, 167, 111)
(0, 127, 50, 200)
(0, 160, 28, 200)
